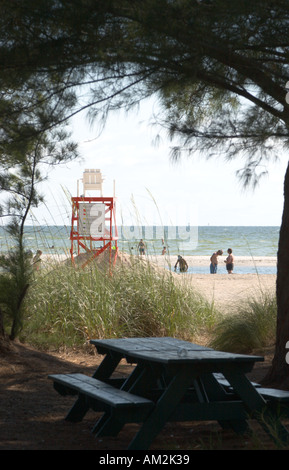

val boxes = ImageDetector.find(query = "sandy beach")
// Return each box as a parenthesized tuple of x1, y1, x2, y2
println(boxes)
(179, 272, 276, 311)
(42, 253, 277, 313)
(148, 255, 277, 311)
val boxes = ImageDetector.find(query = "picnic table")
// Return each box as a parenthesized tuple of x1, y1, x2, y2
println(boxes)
(49, 337, 289, 450)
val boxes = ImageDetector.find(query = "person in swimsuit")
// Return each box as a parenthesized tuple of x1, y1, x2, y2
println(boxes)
(174, 255, 188, 272)
(225, 248, 234, 274)
(138, 239, 146, 255)
(210, 250, 223, 274)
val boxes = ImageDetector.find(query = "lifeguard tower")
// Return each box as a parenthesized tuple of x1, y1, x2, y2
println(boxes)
(70, 169, 118, 268)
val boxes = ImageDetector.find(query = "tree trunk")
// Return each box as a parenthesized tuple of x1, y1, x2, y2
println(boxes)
(9, 283, 29, 341)
(0, 306, 4, 338)
(262, 159, 289, 389)
(0, 306, 13, 354)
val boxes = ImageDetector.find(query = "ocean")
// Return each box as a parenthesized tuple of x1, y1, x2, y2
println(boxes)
(0, 225, 279, 275)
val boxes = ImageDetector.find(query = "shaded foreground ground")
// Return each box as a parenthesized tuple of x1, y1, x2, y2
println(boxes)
(1, 341, 288, 450)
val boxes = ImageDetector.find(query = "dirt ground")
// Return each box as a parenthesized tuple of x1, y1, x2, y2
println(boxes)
(1, 340, 288, 451)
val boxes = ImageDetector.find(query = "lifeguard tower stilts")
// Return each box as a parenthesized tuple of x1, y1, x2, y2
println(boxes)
(70, 169, 118, 269)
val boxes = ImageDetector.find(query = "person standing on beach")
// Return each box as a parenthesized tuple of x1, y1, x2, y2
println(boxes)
(138, 239, 146, 255)
(174, 255, 188, 272)
(224, 248, 234, 274)
(210, 250, 223, 274)
(33, 250, 42, 271)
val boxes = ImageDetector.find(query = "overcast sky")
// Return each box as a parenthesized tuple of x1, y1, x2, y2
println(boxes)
(29, 99, 287, 228)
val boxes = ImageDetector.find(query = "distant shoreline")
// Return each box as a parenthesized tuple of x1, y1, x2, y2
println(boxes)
(42, 253, 277, 268)
(145, 254, 277, 268)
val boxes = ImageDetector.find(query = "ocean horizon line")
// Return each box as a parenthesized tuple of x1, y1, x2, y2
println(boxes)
(0, 224, 280, 227)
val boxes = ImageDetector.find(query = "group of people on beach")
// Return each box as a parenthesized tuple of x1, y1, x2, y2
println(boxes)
(210, 249, 234, 274)
(137, 238, 234, 274)
(138, 239, 167, 256)
(173, 249, 234, 274)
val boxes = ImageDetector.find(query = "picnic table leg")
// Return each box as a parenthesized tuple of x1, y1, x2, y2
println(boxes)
(123, 362, 163, 394)
(92, 363, 162, 438)
(64, 394, 89, 422)
(92, 411, 123, 437)
(224, 370, 289, 446)
(92, 351, 123, 380)
(200, 373, 250, 435)
(120, 363, 147, 392)
(65, 352, 122, 423)
(127, 365, 194, 450)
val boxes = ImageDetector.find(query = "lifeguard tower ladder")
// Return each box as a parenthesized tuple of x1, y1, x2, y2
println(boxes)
(70, 169, 118, 268)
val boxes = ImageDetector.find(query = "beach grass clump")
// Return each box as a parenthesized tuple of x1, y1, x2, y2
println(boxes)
(111, 259, 216, 338)
(22, 262, 115, 348)
(21, 258, 217, 349)
(209, 292, 277, 353)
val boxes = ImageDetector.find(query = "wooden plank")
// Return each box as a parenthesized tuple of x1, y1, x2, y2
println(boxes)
(49, 373, 153, 408)
(123, 349, 263, 365)
(90, 338, 263, 366)
(91, 337, 212, 351)
(90, 337, 213, 356)
(125, 337, 212, 351)
(213, 373, 261, 390)
(258, 388, 289, 402)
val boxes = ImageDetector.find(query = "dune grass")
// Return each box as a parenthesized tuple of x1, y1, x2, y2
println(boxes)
(21, 257, 217, 349)
(209, 292, 277, 353)
(20, 256, 278, 354)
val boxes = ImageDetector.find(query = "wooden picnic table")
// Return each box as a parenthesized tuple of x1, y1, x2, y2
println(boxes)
(49, 337, 289, 450)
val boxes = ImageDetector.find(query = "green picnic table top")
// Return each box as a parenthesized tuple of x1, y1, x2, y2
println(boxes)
(90, 337, 264, 365)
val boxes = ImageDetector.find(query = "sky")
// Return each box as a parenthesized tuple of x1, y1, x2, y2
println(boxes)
(30, 98, 287, 228)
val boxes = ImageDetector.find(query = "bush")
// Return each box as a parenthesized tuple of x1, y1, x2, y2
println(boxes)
(209, 293, 277, 353)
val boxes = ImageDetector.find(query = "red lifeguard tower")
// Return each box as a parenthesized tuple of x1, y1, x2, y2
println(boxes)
(70, 169, 118, 268)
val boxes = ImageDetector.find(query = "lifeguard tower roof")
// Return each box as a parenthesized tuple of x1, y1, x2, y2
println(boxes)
(82, 169, 104, 196)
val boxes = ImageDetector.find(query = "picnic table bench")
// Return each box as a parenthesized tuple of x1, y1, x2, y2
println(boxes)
(49, 337, 289, 449)
(49, 373, 153, 434)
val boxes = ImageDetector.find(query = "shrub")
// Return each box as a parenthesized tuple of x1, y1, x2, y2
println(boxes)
(209, 293, 277, 353)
